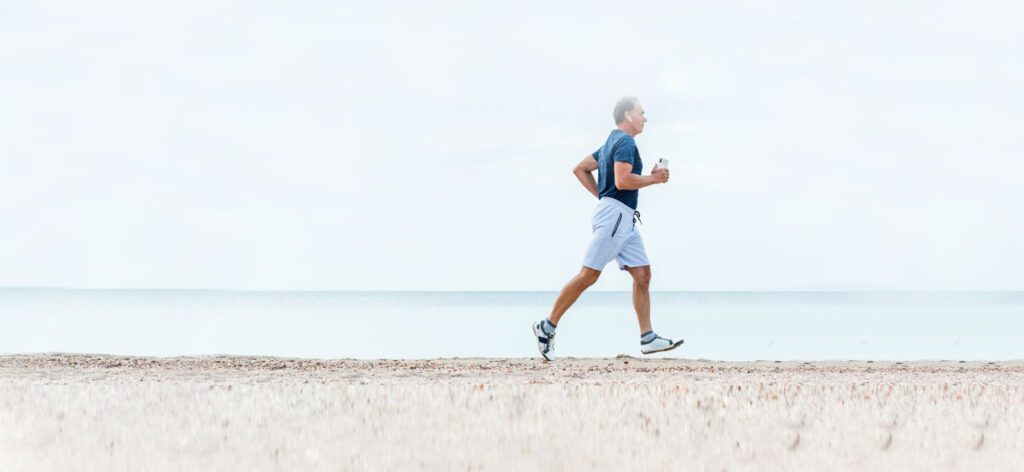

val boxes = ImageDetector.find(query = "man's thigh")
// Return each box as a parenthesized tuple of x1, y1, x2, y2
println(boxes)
(616, 231, 650, 270)
(582, 229, 631, 271)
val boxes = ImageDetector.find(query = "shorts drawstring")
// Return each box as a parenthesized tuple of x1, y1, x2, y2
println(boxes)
(633, 210, 642, 225)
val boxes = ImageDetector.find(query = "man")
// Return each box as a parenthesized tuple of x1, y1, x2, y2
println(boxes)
(532, 96, 683, 361)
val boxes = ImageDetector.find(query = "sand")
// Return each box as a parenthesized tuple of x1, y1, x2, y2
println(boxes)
(1, 355, 1023, 471)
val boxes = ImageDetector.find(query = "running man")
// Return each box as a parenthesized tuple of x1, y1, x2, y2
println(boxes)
(533, 96, 683, 361)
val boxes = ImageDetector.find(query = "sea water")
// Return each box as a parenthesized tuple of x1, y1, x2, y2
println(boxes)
(2, 289, 1022, 360)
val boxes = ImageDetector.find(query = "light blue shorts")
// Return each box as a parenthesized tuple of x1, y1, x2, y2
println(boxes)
(582, 197, 650, 271)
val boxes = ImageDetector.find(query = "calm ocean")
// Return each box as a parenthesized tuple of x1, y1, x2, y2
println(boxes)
(2, 289, 1022, 360)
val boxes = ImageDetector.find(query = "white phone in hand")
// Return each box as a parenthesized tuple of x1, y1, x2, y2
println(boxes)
(657, 158, 669, 169)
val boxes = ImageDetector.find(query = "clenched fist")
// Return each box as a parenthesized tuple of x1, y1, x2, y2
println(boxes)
(651, 166, 670, 184)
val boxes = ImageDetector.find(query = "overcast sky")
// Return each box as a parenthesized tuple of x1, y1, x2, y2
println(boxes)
(2, 1, 1022, 290)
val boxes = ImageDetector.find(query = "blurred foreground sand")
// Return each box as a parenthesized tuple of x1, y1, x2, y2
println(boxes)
(2, 355, 1023, 471)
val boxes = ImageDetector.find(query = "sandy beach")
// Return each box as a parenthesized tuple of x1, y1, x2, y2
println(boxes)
(1, 355, 1023, 471)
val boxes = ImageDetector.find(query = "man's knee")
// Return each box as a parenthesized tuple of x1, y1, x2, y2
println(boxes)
(630, 266, 652, 288)
(578, 267, 601, 286)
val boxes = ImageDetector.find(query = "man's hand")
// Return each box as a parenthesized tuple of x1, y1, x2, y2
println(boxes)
(651, 165, 670, 184)
(573, 154, 600, 198)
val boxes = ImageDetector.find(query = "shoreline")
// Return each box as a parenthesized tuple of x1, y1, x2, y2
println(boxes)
(3, 353, 1024, 380)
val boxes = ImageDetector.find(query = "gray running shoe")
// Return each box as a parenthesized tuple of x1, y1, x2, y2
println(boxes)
(532, 320, 555, 361)
(641, 334, 684, 354)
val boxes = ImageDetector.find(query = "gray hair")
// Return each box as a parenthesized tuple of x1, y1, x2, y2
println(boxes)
(613, 96, 640, 124)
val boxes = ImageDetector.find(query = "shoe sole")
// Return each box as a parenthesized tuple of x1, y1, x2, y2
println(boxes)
(532, 323, 553, 361)
(641, 339, 684, 355)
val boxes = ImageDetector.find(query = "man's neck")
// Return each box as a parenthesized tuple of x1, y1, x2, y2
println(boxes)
(616, 123, 638, 137)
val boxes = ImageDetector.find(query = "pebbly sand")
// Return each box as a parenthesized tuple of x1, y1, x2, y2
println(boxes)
(2, 355, 1023, 471)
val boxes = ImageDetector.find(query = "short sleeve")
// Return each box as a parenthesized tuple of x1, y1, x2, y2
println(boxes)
(612, 137, 636, 165)
(592, 148, 602, 160)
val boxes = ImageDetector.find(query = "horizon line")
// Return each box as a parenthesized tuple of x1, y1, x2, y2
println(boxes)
(1, 286, 1021, 294)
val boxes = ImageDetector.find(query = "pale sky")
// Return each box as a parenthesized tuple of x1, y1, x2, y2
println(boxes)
(2, 1, 1022, 290)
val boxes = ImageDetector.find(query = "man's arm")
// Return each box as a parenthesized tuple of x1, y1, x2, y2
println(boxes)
(613, 161, 669, 190)
(572, 154, 600, 198)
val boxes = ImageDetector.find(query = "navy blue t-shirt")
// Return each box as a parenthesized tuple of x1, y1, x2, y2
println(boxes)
(592, 129, 642, 209)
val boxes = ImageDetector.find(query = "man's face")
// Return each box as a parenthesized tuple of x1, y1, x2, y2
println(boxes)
(625, 105, 647, 134)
